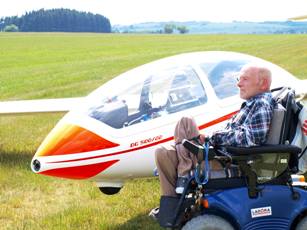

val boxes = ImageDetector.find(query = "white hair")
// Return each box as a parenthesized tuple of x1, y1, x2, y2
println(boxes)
(241, 63, 272, 90)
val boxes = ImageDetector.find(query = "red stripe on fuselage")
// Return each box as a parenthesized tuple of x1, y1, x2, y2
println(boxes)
(199, 111, 238, 130)
(48, 136, 174, 163)
(48, 111, 238, 164)
(39, 160, 119, 179)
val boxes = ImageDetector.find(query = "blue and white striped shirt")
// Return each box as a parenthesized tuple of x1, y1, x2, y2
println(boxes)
(211, 92, 275, 147)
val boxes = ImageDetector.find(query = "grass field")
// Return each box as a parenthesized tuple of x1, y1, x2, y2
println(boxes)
(0, 33, 307, 230)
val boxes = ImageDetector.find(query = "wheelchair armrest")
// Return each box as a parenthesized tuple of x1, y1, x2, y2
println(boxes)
(225, 144, 301, 157)
(182, 139, 216, 162)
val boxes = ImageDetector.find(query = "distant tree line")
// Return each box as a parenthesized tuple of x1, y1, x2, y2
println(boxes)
(0, 8, 111, 33)
(164, 24, 189, 34)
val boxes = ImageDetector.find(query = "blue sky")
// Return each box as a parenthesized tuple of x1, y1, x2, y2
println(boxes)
(0, 0, 306, 25)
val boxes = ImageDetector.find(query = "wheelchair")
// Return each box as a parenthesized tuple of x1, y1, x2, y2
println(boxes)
(157, 87, 307, 230)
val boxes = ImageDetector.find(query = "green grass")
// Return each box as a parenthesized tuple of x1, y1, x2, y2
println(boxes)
(0, 33, 307, 229)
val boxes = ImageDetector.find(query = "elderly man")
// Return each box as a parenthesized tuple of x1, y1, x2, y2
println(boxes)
(154, 64, 275, 198)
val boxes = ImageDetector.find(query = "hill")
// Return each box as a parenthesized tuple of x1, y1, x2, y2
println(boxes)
(0, 8, 111, 33)
(113, 21, 307, 34)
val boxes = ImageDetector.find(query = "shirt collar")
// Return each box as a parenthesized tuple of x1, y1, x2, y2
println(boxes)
(245, 92, 271, 106)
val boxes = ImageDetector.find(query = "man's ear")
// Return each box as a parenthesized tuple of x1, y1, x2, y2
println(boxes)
(260, 78, 268, 91)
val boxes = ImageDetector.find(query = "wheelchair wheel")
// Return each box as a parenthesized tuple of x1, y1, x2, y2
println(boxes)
(182, 214, 234, 230)
(296, 216, 307, 230)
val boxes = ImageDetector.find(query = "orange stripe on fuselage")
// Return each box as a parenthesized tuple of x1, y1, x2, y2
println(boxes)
(36, 124, 119, 157)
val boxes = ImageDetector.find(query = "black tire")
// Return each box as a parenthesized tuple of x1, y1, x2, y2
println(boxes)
(99, 187, 121, 195)
(182, 214, 234, 230)
(296, 216, 307, 230)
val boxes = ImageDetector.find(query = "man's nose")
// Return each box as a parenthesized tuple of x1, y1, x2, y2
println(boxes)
(236, 76, 242, 87)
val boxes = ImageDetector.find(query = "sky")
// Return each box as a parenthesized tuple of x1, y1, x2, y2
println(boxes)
(0, 0, 306, 25)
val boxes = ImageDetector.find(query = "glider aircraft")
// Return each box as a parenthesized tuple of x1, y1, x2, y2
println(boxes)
(289, 15, 307, 21)
(1, 51, 306, 195)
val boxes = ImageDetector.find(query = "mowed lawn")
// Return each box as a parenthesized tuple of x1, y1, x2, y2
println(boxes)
(0, 33, 307, 230)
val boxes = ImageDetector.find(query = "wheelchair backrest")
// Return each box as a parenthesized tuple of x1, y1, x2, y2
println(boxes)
(266, 87, 302, 145)
(266, 103, 286, 144)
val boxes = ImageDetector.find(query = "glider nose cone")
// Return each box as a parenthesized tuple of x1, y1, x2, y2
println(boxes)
(34, 123, 119, 158)
(31, 123, 120, 178)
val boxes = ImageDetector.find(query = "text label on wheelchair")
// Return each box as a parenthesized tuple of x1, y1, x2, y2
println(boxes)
(251, 206, 272, 218)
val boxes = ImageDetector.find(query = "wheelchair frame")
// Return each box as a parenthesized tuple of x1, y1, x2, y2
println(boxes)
(158, 87, 307, 229)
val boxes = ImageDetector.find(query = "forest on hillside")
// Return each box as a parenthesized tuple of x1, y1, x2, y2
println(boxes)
(0, 8, 111, 33)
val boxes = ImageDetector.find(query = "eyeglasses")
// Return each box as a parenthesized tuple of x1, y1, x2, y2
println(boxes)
(234, 73, 241, 82)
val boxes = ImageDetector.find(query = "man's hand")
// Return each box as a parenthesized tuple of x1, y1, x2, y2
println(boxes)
(199, 134, 208, 144)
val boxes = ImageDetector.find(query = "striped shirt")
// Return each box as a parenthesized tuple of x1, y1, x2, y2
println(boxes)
(211, 92, 275, 147)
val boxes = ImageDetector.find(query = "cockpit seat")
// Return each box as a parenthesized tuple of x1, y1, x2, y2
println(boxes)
(90, 100, 128, 129)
